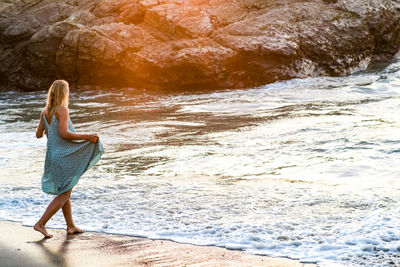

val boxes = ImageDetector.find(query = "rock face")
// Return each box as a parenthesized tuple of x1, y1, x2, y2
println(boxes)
(0, 0, 399, 91)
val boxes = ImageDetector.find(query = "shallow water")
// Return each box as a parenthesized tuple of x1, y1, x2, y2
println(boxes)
(1, 59, 400, 266)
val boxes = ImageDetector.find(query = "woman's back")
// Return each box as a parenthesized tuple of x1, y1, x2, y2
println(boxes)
(43, 108, 76, 146)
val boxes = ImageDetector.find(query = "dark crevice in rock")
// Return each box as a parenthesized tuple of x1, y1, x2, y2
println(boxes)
(73, 29, 81, 85)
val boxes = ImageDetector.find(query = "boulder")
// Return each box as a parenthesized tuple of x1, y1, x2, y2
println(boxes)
(0, 0, 399, 91)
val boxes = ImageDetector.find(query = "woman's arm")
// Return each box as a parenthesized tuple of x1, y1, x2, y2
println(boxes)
(36, 110, 45, 138)
(57, 106, 98, 142)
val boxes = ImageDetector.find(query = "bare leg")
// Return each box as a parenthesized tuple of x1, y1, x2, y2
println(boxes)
(62, 199, 84, 234)
(34, 189, 72, 238)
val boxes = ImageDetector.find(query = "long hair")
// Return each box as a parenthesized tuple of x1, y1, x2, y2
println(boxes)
(45, 80, 69, 117)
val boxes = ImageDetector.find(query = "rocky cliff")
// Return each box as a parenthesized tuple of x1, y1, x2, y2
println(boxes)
(1, 0, 399, 91)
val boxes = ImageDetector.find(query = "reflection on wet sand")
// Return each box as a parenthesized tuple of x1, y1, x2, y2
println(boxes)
(34, 234, 79, 267)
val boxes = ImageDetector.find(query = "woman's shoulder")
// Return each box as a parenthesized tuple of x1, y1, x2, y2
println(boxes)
(41, 108, 48, 119)
(54, 106, 70, 122)
(56, 106, 69, 115)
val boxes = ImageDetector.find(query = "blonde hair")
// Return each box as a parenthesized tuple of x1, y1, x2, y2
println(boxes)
(45, 80, 69, 118)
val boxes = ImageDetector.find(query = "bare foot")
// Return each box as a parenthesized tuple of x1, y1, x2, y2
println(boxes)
(33, 223, 53, 238)
(67, 226, 84, 234)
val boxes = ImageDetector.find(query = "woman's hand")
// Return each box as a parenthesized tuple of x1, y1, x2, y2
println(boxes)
(86, 133, 99, 143)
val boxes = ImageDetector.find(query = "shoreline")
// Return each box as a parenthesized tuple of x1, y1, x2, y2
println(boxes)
(0, 220, 315, 266)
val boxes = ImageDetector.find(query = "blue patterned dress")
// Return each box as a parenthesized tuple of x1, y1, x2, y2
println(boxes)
(42, 112, 104, 195)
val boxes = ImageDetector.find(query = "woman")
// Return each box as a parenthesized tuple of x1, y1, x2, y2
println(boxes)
(34, 79, 104, 238)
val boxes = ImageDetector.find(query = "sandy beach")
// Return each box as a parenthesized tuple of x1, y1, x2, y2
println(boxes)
(0, 220, 315, 267)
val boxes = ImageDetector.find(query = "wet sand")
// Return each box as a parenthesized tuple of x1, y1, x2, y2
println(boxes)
(0, 220, 315, 267)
